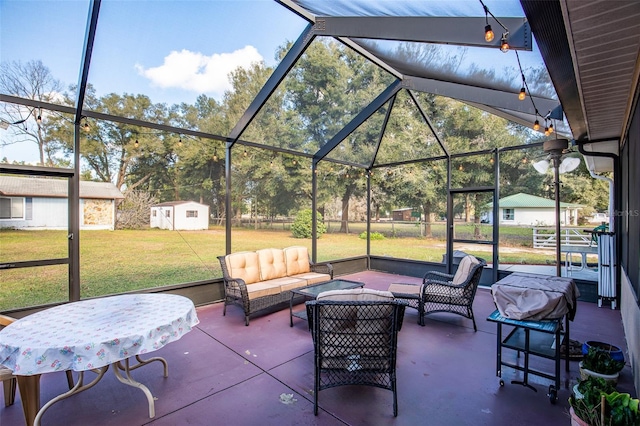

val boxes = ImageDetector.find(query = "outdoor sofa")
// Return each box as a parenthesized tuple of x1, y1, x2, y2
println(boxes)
(218, 246, 333, 325)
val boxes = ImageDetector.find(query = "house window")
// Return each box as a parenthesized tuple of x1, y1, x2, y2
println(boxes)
(503, 208, 515, 221)
(186, 210, 198, 218)
(0, 197, 24, 219)
(152, 210, 157, 217)
(165, 210, 171, 218)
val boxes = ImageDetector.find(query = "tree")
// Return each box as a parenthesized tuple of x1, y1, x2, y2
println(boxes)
(0, 60, 64, 165)
(116, 190, 157, 230)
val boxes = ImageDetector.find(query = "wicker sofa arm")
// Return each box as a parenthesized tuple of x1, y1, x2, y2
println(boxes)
(216, 255, 249, 294)
(310, 261, 333, 278)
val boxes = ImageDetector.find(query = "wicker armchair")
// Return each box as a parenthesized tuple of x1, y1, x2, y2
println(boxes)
(306, 290, 406, 417)
(421, 255, 486, 331)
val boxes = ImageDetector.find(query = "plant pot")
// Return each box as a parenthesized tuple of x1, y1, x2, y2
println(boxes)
(569, 406, 590, 426)
(572, 383, 584, 400)
(582, 341, 624, 363)
(579, 361, 619, 385)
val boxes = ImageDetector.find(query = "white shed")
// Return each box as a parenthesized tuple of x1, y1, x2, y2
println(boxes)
(0, 175, 124, 230)
(151, 201, 209, 230)
(483, 193, 583, 226)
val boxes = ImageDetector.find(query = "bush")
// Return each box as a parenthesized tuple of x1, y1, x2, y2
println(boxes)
(359, 231, 385, 240)
(291, 209, 327, 239)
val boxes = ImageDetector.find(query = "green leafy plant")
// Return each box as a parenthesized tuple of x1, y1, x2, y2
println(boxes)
(582, 346, 625, 375)
(359, 231, 385, 240)
(291, 209, 327, 239)
(570, 376, 639, 426)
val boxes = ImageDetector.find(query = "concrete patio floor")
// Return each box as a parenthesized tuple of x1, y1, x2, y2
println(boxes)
(1, 271, 634, 426)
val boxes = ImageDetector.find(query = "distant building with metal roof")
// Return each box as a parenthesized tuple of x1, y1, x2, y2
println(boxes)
(484, 193, 583, 226)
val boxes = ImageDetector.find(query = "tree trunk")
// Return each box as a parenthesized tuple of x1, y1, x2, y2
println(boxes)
(424, 203, 433, 238)
(474, 193, 482, 239)
(339, 187, 353, 233)
(464, 194, 471, 223)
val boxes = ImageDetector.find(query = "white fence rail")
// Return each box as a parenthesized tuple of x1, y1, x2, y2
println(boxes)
(533, 227, 595, 248)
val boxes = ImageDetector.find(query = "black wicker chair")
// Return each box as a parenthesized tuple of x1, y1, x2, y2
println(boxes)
(306, 296, 406, 417)
(420, 255, 486, 331)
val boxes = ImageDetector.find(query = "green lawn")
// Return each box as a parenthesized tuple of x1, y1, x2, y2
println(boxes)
(0, 225, 554, 311)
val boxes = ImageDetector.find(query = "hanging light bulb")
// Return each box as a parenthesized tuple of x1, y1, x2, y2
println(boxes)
(36, 114, 42, 124)
(484, 25, 494, 42)
(134, 139, 139, 148)
(83, 120, 90, 131)
(549, 122, 554, 133)
(500, 33, 509, 53)
(213, 149, 218, 162)
(544, 126, 550, 136)
(518, 87, 526, 101)
(178, 138, 182, 147)
(243, 149, 247, 157)
(533, 120, 540, 131)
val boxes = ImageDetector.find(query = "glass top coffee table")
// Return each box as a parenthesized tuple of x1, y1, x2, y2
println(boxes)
(289, 279, 364, 326)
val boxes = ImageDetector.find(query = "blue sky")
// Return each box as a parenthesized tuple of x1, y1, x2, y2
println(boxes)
(1, 0, 308, 105)
(1, 0, 547, 163)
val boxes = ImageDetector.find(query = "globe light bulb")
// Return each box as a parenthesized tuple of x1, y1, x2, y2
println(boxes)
(500, 35, 509, 53)
(518, 87, 526, 101)
(533, 120, 540, 131)
(485, 25, 494, 42)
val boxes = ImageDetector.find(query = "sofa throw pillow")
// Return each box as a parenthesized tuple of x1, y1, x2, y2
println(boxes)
(225, 251, 260, 285)
(284, 246, 311, 276)
(257, 248, 287, 281)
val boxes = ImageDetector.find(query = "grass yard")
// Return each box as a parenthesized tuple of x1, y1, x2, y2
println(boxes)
(0, 225, 554, 311)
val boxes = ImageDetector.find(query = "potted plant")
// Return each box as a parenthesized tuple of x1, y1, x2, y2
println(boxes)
(579, 346, 625, 384)
(569, 376, 639, 426)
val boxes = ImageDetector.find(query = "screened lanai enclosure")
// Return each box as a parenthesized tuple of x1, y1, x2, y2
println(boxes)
(1, 0, 639, 397)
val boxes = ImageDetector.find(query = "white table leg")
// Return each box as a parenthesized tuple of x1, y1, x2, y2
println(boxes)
(34, 367, 108, 426)
(113, 357, 159, 418)
(116, 354, 168, 377)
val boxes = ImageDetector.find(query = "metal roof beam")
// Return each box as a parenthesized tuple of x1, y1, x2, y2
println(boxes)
(315, 80, 402, 161)
(315, 16, 532, 51)
(228, 23, 315, 145)
(404, 76, 560, 116)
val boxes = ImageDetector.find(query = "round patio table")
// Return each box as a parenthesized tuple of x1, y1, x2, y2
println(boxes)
(0, 293, 199, 426)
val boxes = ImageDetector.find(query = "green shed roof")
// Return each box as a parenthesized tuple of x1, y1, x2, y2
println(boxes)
(486, 193, 583, 209)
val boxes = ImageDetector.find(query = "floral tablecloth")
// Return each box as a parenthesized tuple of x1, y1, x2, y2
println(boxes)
(0, 294, 199, 375)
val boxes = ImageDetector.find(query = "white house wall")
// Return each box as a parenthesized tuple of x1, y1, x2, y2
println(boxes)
(174, 203, 209, 230)
(0, 198, 116, 230)
(499, 207, 576, 226)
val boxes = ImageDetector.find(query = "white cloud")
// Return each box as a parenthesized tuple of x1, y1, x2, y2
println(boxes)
(135, 46, 263, 98)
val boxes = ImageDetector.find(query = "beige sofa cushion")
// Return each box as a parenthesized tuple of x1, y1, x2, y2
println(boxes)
(293, 272, 331, 285)
(245, 282, 283, 300)
(259, 276, 307, 293)
(452, 255, 480, 285)
(225, 251, 261, 285)
(284, 246, 311, 276)
(257, 248, 287, 281)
